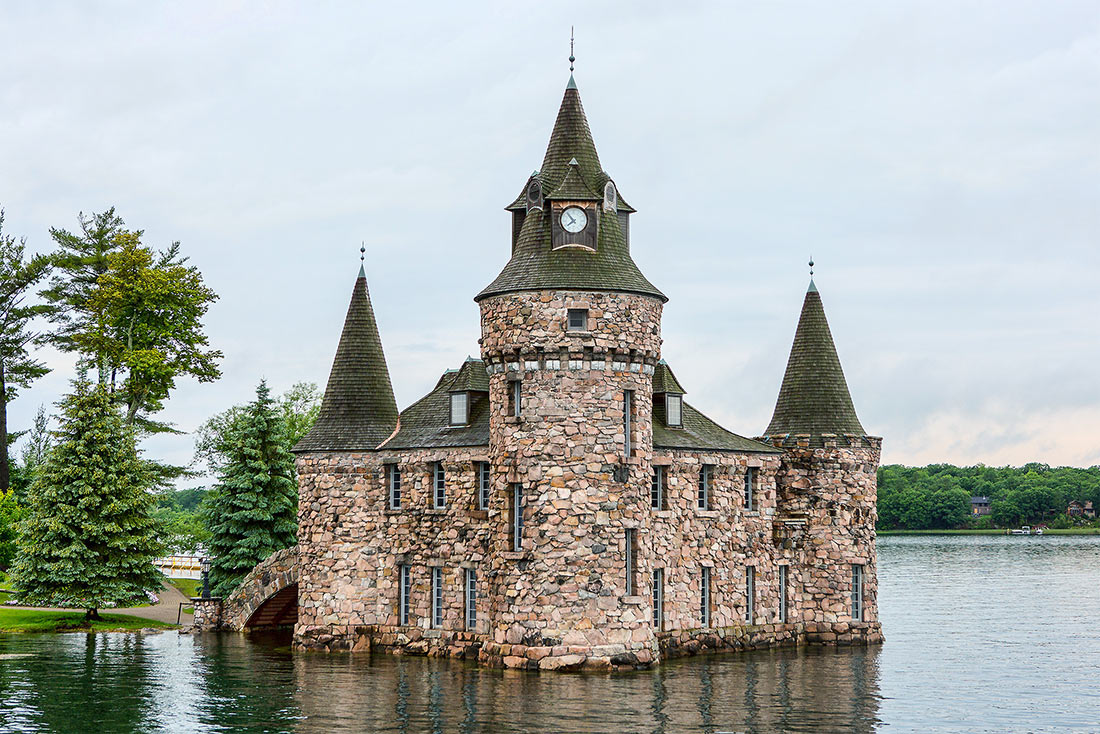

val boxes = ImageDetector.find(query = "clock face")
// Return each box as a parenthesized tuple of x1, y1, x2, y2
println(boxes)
(560, 207, 587, 233)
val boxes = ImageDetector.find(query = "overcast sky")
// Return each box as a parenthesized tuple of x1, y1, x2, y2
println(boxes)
(2, 1, 1098, 485)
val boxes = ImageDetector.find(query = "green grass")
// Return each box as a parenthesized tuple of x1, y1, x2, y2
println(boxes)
(0, 608, 177, 633)
(879, 528, 1100, 535)
(169, 578, 200, 598)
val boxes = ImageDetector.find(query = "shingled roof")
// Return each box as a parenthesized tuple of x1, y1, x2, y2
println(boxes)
(652, 362, 779, 454)
(477, 79, 663, 302)
(294, 267, 399, 452)
(763, 280, 867, 440)
(380, 360, 491, 450)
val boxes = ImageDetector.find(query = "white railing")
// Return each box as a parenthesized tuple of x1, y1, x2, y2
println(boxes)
(155, 554, 204, 579)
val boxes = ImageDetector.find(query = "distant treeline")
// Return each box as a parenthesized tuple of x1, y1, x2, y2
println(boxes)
(877, 464, 1100, 530)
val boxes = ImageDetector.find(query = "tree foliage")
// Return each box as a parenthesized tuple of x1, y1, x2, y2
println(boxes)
(203, 381, 297, 597)
(878, 463, 1100, 530)
(193, 381, 320, 475)
(12, 380, 164, 618)
(0, 210, 53, 492)
(41, 209, 222, 431)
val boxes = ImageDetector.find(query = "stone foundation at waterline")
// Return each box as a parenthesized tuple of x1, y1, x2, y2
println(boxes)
(286, 71, 883, 670)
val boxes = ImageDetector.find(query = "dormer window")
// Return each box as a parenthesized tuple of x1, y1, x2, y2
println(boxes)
(666, 394, 682, 428)
(449, 392, 468, 426)
(567, 308, 588, 332)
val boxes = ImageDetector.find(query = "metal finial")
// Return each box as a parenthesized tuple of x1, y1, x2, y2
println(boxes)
(360, 243, 365, 263)
(809, 256, 814, 277)
(569, 27, 575, 72)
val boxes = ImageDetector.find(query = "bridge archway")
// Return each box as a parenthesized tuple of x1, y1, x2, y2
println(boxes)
(220, 545, 299, 631)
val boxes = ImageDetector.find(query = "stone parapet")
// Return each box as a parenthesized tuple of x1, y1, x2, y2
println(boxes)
(190, 597, 224, 630)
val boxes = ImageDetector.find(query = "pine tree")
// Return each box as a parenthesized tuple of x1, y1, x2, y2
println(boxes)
(204, 381, 297, 597)
(12, 379, 164, 619)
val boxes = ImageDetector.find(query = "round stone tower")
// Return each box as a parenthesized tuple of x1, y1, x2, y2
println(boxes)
(474, 74, 668, 668)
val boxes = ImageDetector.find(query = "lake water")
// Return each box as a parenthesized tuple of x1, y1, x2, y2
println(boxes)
(1, 535, 1098, 733)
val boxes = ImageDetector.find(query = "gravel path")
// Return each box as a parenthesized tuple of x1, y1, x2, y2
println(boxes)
(4, 580, 195, 626)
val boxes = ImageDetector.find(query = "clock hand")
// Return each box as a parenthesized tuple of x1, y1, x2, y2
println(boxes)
(566, 213, 576, 225)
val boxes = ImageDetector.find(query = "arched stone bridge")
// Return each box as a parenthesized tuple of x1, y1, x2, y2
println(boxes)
(191, 545, 298, 631)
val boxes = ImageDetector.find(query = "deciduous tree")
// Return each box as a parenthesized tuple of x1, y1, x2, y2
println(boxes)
(0, 210, 53, 492)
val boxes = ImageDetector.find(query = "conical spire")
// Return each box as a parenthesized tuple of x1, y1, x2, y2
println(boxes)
(478, 79, 663, 302)
(765, 281, 866, 438)
(294, 268, 399, 451)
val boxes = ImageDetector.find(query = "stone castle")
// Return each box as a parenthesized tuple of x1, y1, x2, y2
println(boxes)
(287, 71, 883, 670)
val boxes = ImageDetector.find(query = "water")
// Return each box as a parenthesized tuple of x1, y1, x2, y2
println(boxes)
(1, 535, 1098, 733)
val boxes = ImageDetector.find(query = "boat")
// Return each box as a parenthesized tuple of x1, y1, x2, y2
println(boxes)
(1035, 528, 1044, 535)
(1009, 526, 1031, 535)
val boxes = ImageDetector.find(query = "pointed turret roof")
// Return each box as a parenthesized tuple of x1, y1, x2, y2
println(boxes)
(764, 281, 867, 439)
(478, 79, 663, 302)
(294, 268, 399, 452)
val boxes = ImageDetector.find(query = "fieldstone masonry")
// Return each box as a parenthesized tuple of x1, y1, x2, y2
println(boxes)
(282, 72, 883, 669)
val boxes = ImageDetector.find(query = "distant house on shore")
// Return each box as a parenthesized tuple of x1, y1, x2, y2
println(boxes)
(1067, 500, 1095, 519)
(970, 496, 991, 517)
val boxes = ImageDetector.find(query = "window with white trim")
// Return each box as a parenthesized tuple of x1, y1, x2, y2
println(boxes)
(779, 565, 789, 623)
(625, 528, 638, 596)
(388, 465, 402, 510)
(433, 462, 446, 509)
(431, 567, 443, 628)
(464, 568, 477, 631)
(623, 390, 634, 458)
(449, 392, 468, 426)
(698, 465, 713, 510)
(666, 394, 682, 428)
(851, 564, 864, 621)
(700, 567, 711, 627)
(567, 308, 588, 331)
(745, 566, 755, 624)
(511, 483, 523, 552)
(744, 466, 755, 512)
(652, 568, 664, 630)
(650, 466, 665, 510)
(508, 379, 521, 418)
(477, 462, 491, 511)
(398, 564, 411, 625)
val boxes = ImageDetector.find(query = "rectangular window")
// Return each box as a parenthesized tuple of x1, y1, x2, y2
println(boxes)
(625, 528, 638, 596)
(388, 465, 402, 510)
(650, 466, 665, 510)
(508, 379, 522, 418)
(700, 567, 711, 627)
(851, 564, 864, 621)
(477, 462, 491, 511)
(745, 566, 755, 624)
(464, 568, 477, 631)
(666, 394, 682, 427)
(431, 567, 443, 628)
(511, 483, 523, 552)
(698, 465, 712, 510)
(567, 308, 588, 331)
(779, 565, 789, 623)
(449, 392, 468, 426)
(652, 568, 664, 630)
(744, 466, 755, 512)
(623, 390, 633, 458)
(433, 462, 446, 509)
(399, 564, 411, 625)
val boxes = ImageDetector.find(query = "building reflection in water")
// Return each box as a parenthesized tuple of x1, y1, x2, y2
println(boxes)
(290, 644, 883, 733)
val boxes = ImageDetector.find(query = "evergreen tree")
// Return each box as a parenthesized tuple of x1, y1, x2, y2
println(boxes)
(12, 379, 164, 619)
(204, 381, 297, 597)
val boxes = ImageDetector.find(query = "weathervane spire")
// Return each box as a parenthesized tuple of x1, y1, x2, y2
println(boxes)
(569, 26, 575, 72)
(808, 256, 817, 293)
(359, 242, 366, 278)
